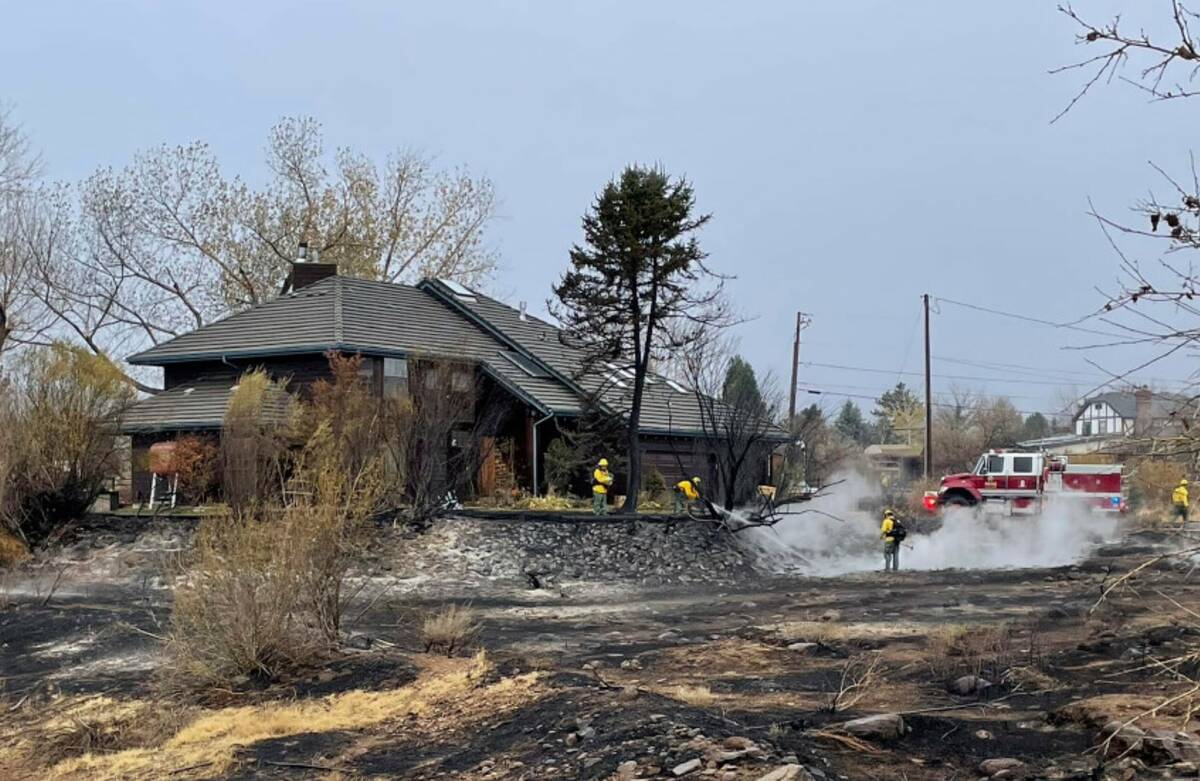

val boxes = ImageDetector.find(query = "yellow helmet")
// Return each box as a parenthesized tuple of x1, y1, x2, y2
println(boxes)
(598, 458, 609, 467)
(1182, 478, 1189, 486)
(884, 508, 895, 517)
(692, 476, 701, 484)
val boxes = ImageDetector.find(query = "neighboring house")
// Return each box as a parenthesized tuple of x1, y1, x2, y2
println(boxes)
(121, 258, 785, 503)
(1019, 388, 1194, 456)
(1073, 389, 1189, 438)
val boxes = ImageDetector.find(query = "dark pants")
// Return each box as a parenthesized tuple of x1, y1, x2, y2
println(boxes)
(884, 540, 899, 571)
(1175, 504, 1189, 525)
(674, 488, 686, 514)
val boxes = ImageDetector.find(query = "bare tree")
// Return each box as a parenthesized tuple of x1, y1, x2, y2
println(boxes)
(1053, 4, 1200, 466)
(30, 117, 496, 384)
(0, 107, 45, 359)
(683, 332, 784, 510)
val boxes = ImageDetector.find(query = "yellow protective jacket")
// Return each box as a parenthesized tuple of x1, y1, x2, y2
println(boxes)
(880, 516, 896, 543)
(676, 480, 700, 501)
(593, 468, 613, 495)
(1174, 484, 1189, 507)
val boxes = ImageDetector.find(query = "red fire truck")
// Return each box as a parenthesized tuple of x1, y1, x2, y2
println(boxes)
(923, 450, 1125, 515)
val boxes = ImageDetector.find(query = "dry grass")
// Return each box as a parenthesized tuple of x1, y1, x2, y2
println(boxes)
(422, 603, 479, 657)
(775, 621, 847, 646)
(667, 684, 718, 707)
(927, 622, 1018, 680)
(7, 654, 537, 780)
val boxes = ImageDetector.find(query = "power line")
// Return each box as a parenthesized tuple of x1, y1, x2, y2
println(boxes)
(797, 387, 1068, 419)
(802, 360, 1120, 389)
(935, 297, 1130, 340)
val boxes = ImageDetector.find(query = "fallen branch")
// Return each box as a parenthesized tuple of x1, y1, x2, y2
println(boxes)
(1092, 545, 1200, 613)
(804, 728, 881, 754)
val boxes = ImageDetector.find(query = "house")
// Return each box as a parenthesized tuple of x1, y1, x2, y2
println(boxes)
(120, 258, 785, 503)
(1072, 388, 1189, 438)
(1018, 388, 1194, 456)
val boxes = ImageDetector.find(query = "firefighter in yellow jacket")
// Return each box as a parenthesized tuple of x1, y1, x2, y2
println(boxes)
(881, 509, 901, 572)
(674, 476, 701, 514)
(1173, 478, 1190, 526)
(593, 459, 614, 515)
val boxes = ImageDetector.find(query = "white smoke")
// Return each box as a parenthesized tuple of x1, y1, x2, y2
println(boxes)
(746, 471, 1121, 576)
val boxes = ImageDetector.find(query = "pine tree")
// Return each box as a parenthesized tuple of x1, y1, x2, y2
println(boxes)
(552, 165, 728, 512)
(722, 355, 764, 414)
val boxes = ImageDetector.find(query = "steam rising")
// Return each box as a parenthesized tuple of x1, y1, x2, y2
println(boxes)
(748, 471, 1120, 576)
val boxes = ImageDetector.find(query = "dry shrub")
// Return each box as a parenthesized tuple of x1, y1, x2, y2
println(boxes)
(220, 370, 293, 513)
(170, 434, 220, 505)
(423, 603, 479, 656)
(928, 622, 1018, 680)
(168, 357, 384, 687)
(0, 344, 133, 546)
(381, 359, 507, 522)
(1128, 459, 1187, 517)
(827, 652, 884, 712)
(0, 528, 28, 566)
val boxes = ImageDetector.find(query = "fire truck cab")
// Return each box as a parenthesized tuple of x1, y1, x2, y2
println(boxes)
(923, 450, 1124, 515)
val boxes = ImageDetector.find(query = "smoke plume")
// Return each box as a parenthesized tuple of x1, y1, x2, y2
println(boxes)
(748, 471, 1120, 575)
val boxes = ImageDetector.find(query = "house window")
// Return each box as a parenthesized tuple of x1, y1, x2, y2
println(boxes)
(383, 358, 408, 399)
(1082, 421, 1092, 436)
(1012, 456, 1035, 474)
(451, 370, 472, 393)
(1097, 419, 1107, 434)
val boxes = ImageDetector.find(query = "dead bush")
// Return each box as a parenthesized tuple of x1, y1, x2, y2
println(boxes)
(168, 357, 384, 687)
(423, 603, 479, 657)
(0, 344, 133, 546)
(220, 370, 293, 513)
(928, 622, 1018, 681)
(668, 684, 717, 707)
(0, 528, 28, 566)
(1128, 459, 1188, 518)
(827, 652, 884, 712)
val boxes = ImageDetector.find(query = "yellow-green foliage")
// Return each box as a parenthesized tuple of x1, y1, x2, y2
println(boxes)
(0, 344, 134, 544)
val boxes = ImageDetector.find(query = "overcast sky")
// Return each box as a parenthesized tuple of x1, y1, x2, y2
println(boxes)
(4, 1, 1196, 417)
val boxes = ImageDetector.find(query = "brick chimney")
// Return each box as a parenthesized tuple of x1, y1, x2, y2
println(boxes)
(285, 241, 338, 292)
(1134, 386, 1153, 436)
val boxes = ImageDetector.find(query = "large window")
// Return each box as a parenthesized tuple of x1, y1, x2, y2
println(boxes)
(986, 454, 1006, 474)
(383, 358, 408, 399)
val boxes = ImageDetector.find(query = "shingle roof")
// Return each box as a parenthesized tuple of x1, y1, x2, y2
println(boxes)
(419, 280, 786, 438)
(125, 273, 785, 438)
(121, 379, 293, 433)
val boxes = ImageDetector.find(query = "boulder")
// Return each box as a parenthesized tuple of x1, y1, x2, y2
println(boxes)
(979, 758, 1025, 776)
(840, 713, 907, 741)
(948, 675, 992, 696)
(787, 642, 819, 654)
(673, 758, 702, 776)
(616, 760, 639, 781)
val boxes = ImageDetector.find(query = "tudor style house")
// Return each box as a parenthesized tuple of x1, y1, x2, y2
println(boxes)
(121, 258, 784, 503)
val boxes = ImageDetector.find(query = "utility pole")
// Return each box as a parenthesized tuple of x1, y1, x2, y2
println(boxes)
(788, 311, 810, 425)
(923, 294, 933, 480)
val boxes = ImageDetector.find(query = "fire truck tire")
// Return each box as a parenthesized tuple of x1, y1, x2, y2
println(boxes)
(942, 494, 975, 508)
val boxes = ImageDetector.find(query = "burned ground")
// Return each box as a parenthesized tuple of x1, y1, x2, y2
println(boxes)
(1, 517, 1199, 780)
